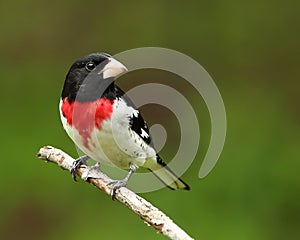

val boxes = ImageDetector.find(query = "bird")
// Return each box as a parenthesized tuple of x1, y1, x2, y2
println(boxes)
(59, 52, 190, 197)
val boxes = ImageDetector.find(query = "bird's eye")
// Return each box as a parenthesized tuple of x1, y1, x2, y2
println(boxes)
(85, 62, 96, 71)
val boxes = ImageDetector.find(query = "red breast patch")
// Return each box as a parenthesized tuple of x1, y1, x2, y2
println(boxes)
(61, 98, 114, 148)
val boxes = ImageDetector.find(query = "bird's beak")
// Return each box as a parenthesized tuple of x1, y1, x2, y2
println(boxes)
(99, 57, 128, 79)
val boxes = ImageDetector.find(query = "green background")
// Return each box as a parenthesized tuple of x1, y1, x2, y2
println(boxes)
(0, 1, 299, 239)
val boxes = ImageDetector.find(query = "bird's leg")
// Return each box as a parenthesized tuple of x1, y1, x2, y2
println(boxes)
(70, 155, 90, 181)
(108, 163, 137, 200)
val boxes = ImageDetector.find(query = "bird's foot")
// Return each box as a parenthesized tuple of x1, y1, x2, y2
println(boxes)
(107, 179, 129, 200)
(70, 155, 89, 181)
(107, 163, 137, 200)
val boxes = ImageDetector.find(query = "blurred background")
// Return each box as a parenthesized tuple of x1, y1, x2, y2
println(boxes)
(0, 0, 299, 239)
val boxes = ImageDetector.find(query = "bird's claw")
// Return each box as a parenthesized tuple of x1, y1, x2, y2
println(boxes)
(69, 155, 89, 181)
(107, 180, 128, 200)
(107, 163, 136, 200)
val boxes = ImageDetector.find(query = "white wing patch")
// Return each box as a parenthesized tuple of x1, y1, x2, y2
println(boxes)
(141, 128, 149, 138)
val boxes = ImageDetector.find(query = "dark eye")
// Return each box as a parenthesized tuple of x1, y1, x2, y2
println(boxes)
(85, 62, 96, 71)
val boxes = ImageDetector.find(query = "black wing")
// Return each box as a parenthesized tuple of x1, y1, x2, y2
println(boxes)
(115, 86, 153, 147)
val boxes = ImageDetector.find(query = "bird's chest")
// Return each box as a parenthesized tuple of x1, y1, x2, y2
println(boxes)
(60, 97, 113, 145)
(60, 98, 148, 168)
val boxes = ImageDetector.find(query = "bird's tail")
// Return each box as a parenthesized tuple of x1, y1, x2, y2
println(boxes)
(145, 155, 190, 190)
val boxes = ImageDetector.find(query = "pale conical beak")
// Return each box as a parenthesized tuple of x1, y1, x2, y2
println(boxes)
(99, 57, 128, 79)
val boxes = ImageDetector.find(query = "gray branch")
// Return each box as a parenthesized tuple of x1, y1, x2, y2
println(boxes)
(37, 146, 194, 240)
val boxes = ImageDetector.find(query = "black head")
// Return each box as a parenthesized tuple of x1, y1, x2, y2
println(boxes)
(61, 53, 127, 102)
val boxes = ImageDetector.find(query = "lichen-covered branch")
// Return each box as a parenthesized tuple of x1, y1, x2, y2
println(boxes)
(37, 146, 194, 240)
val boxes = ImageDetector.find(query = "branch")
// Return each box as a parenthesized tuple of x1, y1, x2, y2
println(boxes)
(37, 146, 194, 240)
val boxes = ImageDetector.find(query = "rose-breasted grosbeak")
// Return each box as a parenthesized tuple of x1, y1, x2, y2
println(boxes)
(59, 53, 190, 196)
